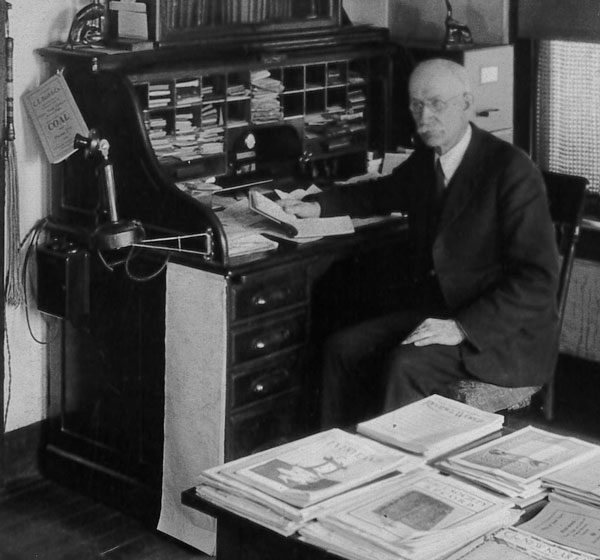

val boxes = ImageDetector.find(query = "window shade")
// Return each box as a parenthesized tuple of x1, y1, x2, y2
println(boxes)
(536, 40, 600, 196)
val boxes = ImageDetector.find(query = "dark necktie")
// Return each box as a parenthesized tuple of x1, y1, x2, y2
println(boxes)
(434, 158, 446, 218)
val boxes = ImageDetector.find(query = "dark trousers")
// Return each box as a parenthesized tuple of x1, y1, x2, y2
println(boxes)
(320, 304, 475, 429)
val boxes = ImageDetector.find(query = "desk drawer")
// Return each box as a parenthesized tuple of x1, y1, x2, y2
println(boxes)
(231, 351, 303, 409)
(231, 312, 307, 365)
(226, 390, 304, 460)
(231, 269, 307, 321)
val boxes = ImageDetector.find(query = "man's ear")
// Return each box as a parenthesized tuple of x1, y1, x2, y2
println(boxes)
(463, 92, 474, 112)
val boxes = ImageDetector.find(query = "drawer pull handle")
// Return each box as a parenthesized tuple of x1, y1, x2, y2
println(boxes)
(253, 295, 267, 307)
(476, 108, 499, 118)
(253, 383, 265, 394)
(251, 328, 291, 352)
(251, 289, 293, 309)
(251, 369, 291, 395)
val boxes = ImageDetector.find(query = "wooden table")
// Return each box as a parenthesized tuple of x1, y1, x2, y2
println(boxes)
(181, 488, 346, 560)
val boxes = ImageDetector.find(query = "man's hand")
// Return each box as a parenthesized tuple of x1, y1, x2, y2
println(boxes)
(276, 199, 321, 218)
(402, 318, 465, 346)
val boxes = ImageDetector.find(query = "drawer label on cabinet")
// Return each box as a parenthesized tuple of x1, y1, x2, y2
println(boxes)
(480, 65, 499, 84)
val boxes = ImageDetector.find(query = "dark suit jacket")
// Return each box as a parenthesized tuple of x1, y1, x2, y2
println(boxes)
(317, 125, 560, 387)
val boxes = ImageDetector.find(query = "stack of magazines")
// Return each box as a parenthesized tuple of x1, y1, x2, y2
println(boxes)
(446, 525, 598, 560)
(437, 426, 599, 505)
(541, 450, 600, 507)
(195, 428, 424, 535)
(357, 394, 504, 459)
(299, 466, 519, 560)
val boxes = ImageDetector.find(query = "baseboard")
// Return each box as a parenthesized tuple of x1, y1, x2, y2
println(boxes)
(1, 421, 44, 487)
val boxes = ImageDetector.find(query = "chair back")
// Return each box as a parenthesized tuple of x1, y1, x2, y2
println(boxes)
(542, 170, 588, 327)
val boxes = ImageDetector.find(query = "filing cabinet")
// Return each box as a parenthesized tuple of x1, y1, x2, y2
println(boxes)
(408, 43, 514, 142)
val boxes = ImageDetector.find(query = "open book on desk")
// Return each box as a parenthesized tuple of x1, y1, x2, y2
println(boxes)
(248, 189, 354, 239)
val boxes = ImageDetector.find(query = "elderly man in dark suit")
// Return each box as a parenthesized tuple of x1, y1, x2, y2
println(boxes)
(279, 58, 559, 428)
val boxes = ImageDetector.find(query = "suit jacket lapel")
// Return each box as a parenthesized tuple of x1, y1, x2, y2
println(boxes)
(436, 126, 486, 236)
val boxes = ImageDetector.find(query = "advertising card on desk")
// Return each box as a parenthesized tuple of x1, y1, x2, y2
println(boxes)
(23, 74, 89, 164)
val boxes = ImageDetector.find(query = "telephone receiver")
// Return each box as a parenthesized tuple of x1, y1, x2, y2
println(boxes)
(66, 1, 106, 48)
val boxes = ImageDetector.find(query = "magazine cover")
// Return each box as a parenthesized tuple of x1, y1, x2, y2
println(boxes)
(317, 467, 513, 555)
(444, 426, 598, 484)
(218, 428, 423, 507)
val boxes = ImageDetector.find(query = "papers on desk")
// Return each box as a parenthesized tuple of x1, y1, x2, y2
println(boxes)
(357, 394, 504, 459)
(437, 426, 600, 500)
(299, 466, 519, 560)
(248, 189, 354, 240)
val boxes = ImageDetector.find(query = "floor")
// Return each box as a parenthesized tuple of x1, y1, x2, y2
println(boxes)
(0, 477, 211, 560)
(1, 356, 598, 560)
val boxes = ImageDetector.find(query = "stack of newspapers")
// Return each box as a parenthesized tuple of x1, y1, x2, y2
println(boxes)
(437, 426, 600, 506)
(356, 394, 504, 459)
(298, 466, 519, 560)
(195, 428, 425, 535)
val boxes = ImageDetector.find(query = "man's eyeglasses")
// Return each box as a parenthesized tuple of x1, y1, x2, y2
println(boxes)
(409, 93, 465, 115)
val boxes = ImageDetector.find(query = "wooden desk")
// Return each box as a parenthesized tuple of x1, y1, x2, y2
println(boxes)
(41, 216, 410, 533)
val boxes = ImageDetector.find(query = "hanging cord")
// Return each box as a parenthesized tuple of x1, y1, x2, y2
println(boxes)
(4, 3, 24, 306)
(20, 218, 56, 344)
(3, 218, 59, 429)
(124, 245, 169, 282)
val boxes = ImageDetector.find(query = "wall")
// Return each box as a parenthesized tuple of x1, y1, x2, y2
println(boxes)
(4, 0, 82, 432)
(342, 0, 388, 27)
(388, 0, 511, 45)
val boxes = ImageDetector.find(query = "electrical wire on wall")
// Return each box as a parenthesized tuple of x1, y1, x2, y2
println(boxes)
(3, 1, 23, 307)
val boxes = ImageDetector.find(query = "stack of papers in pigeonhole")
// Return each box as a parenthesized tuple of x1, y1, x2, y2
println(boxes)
(195, 428, 424, 535)
(356, 394, 504, 459)
(299, 466, 520, 560)
(541, 450, 600, 507)
(437, 426, 600, 506)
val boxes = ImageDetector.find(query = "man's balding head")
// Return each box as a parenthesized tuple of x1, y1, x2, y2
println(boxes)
(408, 58, 474, 154)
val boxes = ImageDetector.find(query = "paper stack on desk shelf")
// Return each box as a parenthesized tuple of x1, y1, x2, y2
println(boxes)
(195, 428, 424, 535)
(299, 466, 520, 560)
(356, 394, 504, 459)
(437, 426, 600, 503)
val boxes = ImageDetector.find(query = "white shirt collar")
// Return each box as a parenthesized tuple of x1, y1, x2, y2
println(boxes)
(436, 125, 472, 186)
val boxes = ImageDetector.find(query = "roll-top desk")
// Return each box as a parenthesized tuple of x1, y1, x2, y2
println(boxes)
(36, 15, 411, 550)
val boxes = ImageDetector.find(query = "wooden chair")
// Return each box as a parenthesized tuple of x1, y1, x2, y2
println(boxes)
(449, 170, 588, 420)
